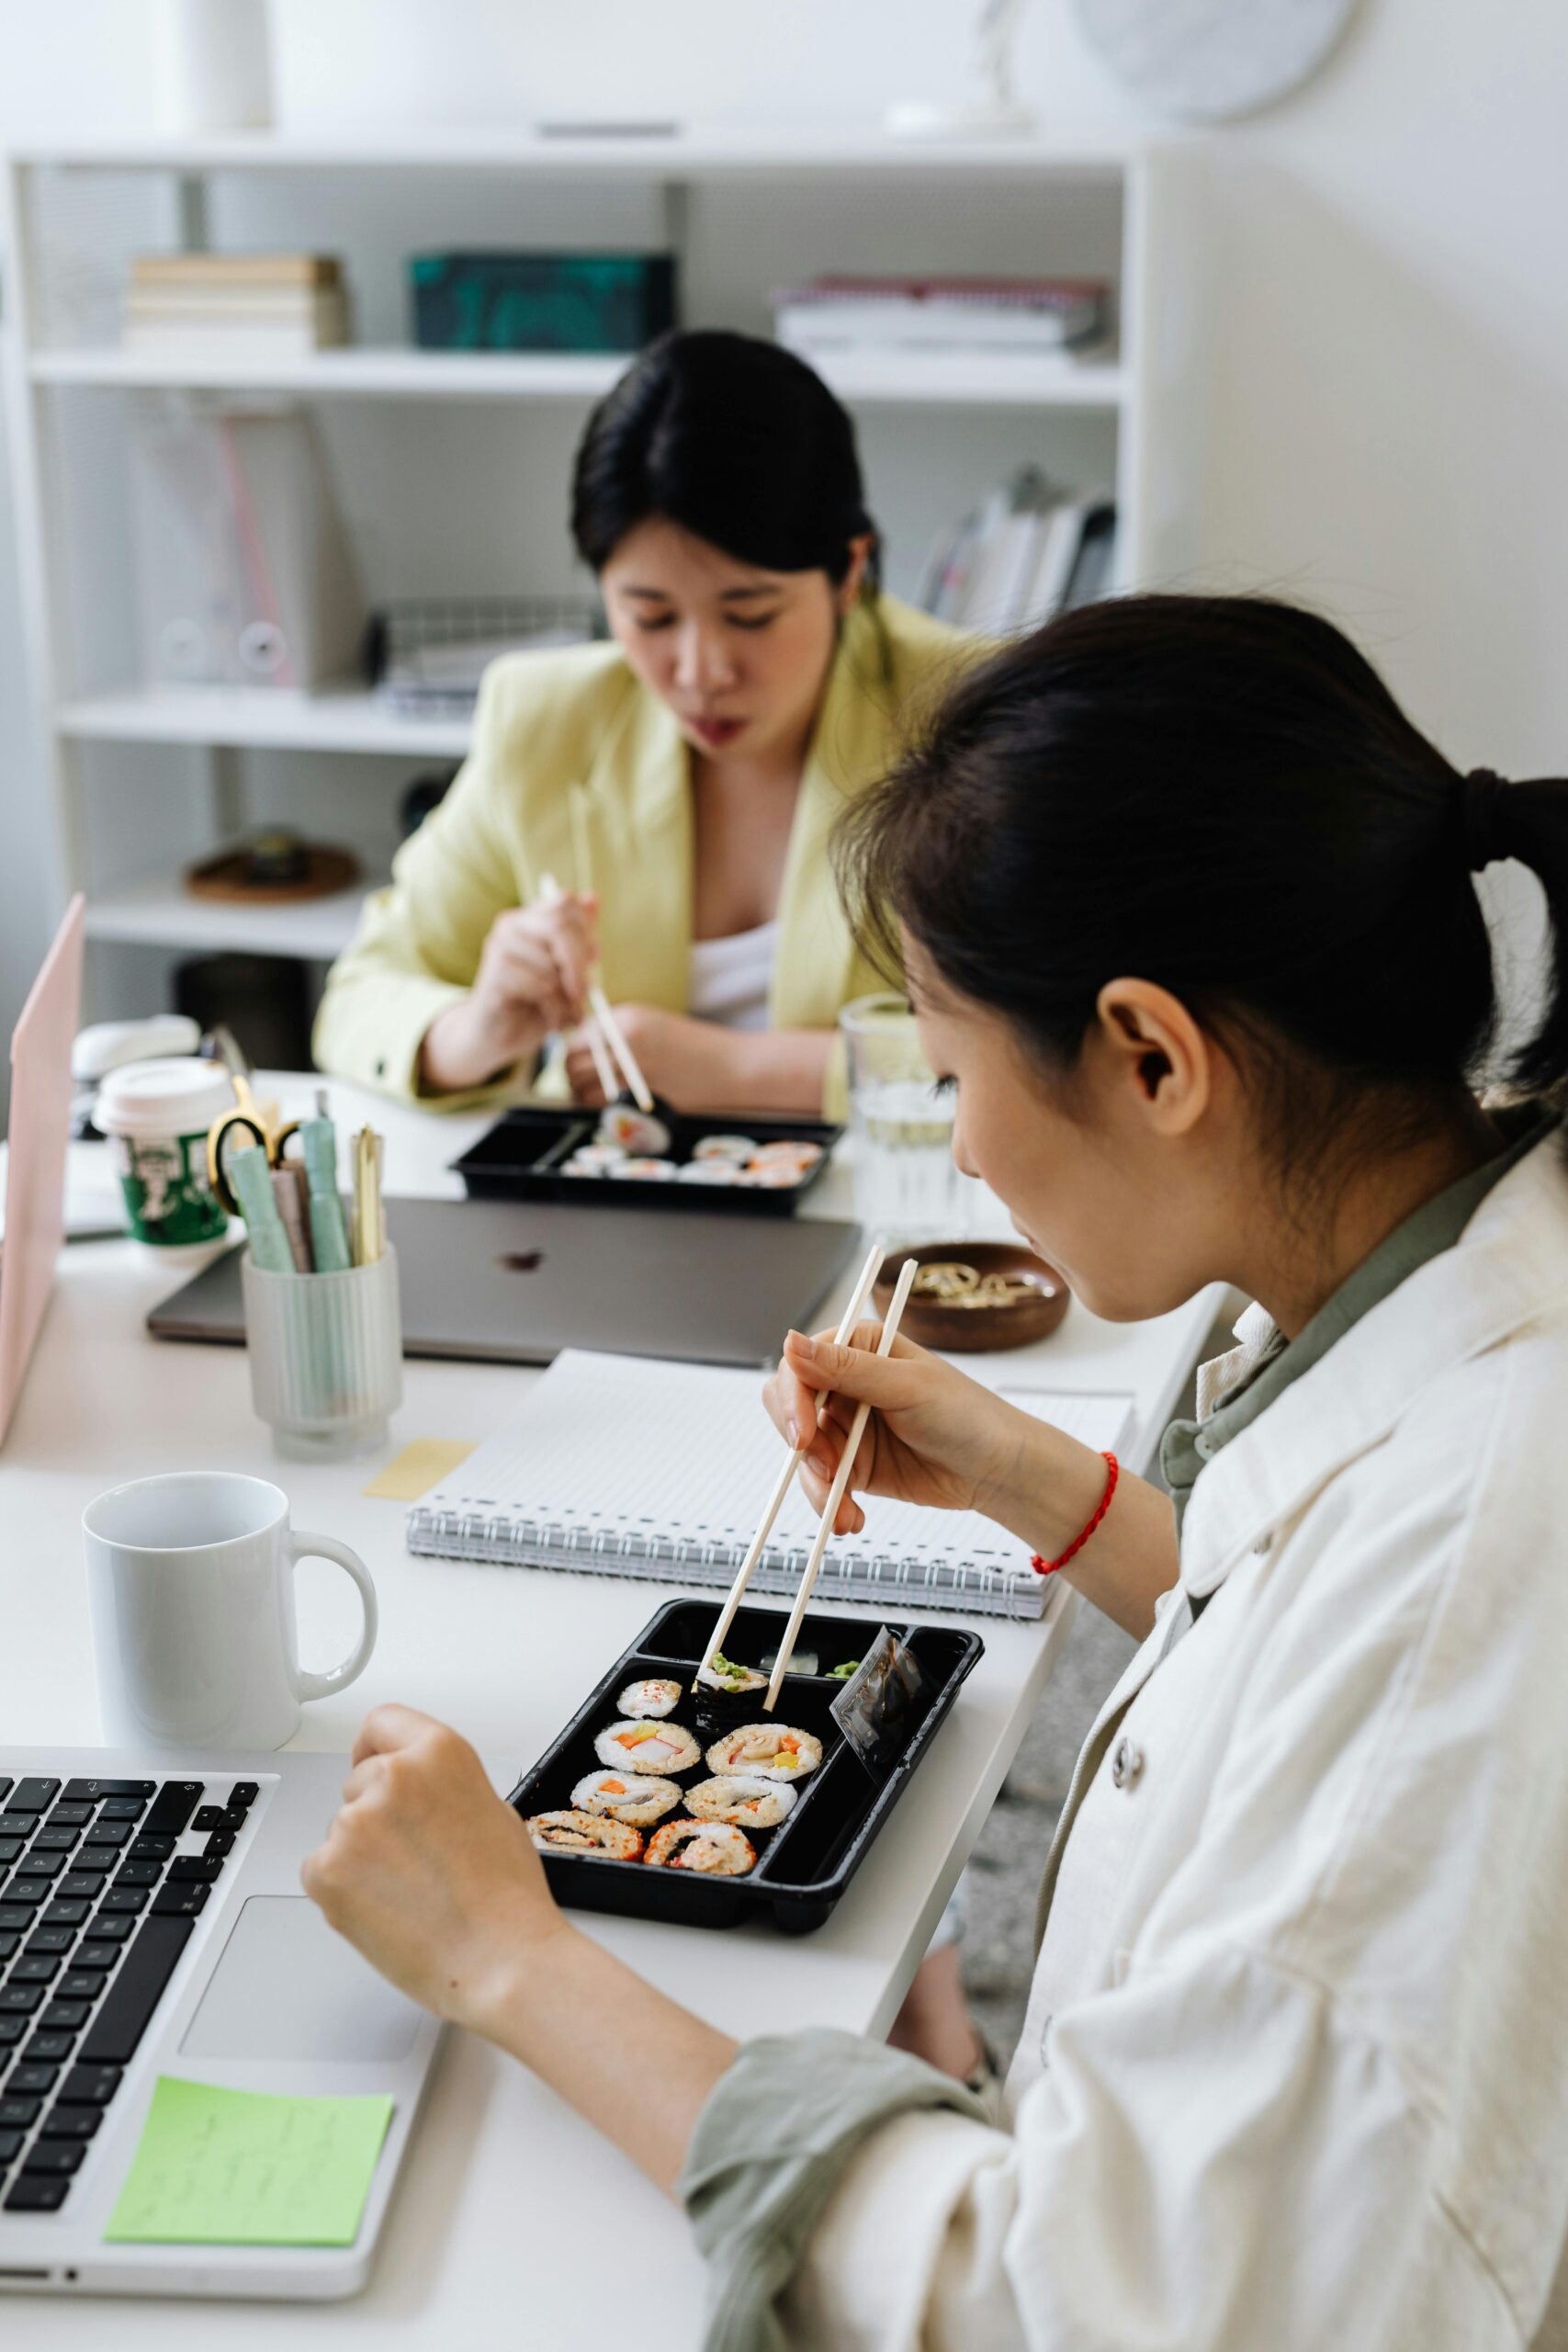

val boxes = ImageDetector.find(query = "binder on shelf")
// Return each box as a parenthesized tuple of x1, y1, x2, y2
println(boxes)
(130, 400, 365, 689)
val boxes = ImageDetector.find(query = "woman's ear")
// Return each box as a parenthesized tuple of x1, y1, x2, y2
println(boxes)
(1093, 978, 1212, 1136)
(838, 535, 877, 613)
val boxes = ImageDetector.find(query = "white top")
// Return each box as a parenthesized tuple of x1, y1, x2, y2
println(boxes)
(686, 919, 779, 1031)
(786, 1131, 1568, 2350)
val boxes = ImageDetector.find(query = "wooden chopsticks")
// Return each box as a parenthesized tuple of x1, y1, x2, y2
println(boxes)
(694, 1236, 886, 1690)
(763, 1254, 919, 1711)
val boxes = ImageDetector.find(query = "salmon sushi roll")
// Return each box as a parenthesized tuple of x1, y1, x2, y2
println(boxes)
(645, 1820, 757, 1875)
(685, 1776, 796, 1829)
(525, 1809, 642, 1860)
(571, 1770, 682, 1827)
(594, 1718, 702, 1775)
(705, 1723, 822, 1781)
(617, 1677, 682, 1720)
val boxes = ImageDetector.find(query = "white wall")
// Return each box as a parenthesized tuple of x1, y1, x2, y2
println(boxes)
(3, 0, 1565, 1059)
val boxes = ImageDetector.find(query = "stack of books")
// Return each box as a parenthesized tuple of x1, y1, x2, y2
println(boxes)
(773, 274, 1108, 358)
(121, 254, 349, 360)
(918, 467, 1117, 636)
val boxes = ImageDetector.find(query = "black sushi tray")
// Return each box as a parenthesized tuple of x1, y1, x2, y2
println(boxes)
(506, 1598, 984, 1934)
(451, 1106, 841, 1218)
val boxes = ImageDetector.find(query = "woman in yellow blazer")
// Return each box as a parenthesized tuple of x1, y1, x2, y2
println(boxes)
(314, 331, 970, 1117)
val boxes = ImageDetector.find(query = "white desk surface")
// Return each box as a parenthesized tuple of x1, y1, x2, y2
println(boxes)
(2, 1074, 1217, 2346)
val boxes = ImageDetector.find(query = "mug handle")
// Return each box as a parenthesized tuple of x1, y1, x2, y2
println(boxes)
(288, 1532, 379, 1702)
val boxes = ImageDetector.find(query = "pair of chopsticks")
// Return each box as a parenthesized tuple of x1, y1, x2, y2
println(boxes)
(694, 1238, 919, 1710)
(537, 866, 654, 1114)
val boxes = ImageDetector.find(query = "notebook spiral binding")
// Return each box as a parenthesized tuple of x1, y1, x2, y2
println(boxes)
(404, 1506, 1043, 1621)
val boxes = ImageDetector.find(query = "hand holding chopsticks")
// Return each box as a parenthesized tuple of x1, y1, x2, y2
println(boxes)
(537, 870, 654, 1112)
(764, 1254, 919, 1711)
(694, 1236, 886, 1689)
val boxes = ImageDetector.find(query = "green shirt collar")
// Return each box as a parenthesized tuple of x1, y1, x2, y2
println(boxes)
(1160, 1109, 1558, 1537)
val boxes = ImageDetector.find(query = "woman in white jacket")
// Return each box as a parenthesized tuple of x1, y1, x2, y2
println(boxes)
(302, 595, 1568, 2350)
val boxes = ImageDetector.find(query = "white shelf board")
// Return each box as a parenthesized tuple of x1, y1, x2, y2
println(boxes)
(85, 873, 375, 959)
(32, 343, 1126, 409)
(60, 682, 475, 758)
(7, 128, 1137, 180)
(30, 346, 626, 400)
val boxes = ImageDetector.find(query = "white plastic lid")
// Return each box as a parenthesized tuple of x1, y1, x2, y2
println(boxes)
(96, 1057, 237, 1139)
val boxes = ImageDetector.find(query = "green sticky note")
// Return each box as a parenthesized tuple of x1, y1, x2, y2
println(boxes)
(105, 2077, 394, 2246)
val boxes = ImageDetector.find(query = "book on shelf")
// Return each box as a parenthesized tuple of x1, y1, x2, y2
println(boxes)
(917, 468, 1118, 636)
(121, 254, 348, 356)
(774, 274, 1109, 357)
(403, 1349, 1136, 1623)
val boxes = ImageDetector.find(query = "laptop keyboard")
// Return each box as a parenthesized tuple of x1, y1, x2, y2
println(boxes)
(0, 1771, 256, 2215)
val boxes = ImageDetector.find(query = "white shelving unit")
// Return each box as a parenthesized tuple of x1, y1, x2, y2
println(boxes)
(0, 128, 1208, 1008)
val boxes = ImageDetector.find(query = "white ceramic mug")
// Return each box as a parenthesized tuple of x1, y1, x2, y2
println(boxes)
(83, 1472, 378, 1751)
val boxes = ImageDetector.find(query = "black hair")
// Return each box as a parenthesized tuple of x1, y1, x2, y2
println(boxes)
(570, 329, 878, 587)
(839, 594, 1568, 1139)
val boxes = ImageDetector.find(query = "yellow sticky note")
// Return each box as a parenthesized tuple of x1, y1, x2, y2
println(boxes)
(106, 2077, 394, 2246)
(363, 1438, 477, 1500)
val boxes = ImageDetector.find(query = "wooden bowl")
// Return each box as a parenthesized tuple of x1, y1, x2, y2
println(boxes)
(874, 1241, 1069, 1354)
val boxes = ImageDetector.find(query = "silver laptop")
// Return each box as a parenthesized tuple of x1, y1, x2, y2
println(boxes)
(0, 1744, 444, 2298)
(147, 1193, 863, 1370)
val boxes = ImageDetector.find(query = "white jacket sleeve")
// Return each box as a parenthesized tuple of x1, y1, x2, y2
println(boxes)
(773, 1946, 1507, 2352)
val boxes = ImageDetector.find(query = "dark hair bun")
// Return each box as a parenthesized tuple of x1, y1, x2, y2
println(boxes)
(571, 329, 876, 585)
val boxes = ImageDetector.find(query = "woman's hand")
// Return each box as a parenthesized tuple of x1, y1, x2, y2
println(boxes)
(764, 1323, 1046, 1535)
(420, 892, 598, 1093)
(301, 1703, 567, 2031)
(564, 1001, 739, 1108)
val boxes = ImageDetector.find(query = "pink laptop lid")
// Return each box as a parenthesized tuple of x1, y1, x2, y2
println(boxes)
(0, 894, 85, 1447)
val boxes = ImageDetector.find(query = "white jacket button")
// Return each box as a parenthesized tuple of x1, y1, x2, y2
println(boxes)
(1253, 1531, 1273, 1555)
(1111, 1736, 1144, 1790)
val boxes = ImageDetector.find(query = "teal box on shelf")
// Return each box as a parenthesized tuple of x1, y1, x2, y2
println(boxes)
(409, 251, 677, 353)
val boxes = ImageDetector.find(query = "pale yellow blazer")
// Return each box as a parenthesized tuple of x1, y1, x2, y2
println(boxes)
(312, 594, 972, 1117)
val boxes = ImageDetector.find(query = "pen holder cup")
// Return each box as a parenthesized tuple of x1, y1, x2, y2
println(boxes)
(241, 1247, 403, 1463)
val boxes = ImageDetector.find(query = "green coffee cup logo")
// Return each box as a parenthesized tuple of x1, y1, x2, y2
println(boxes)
(112, 1129, 229, 1247)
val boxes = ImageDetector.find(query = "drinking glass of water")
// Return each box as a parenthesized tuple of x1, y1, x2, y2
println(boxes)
(840, 993, 964, 1243)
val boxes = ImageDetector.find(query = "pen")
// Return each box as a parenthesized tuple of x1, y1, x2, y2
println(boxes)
(229, 1144, 295, 1274)
(301, 1091, 352, 1272)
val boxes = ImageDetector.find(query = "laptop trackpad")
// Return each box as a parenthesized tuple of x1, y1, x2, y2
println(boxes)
(180, 1896, 423, 2064)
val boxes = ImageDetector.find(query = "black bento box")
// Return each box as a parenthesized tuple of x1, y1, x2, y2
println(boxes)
(506, 1599, 983, 1934)
(451, 1107, 840, 1218)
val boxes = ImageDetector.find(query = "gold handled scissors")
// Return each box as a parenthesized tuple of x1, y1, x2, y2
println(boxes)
(206, 1074, 302, 1218)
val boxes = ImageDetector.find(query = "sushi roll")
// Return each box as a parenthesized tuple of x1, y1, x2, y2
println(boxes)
(525, 1809, 642, 1861)
(645, 1820, 757, 1876)
(594, 1718, 702, 1776)
(738, 1160, 805, 1189)
(596, 1106, 672, 1157)
(617, 1676, 682, 1719)
(693, 1653, 771, 1742)
(563, 1142, 626, 1177)
(705, 1723, 823, 1781)
(676, 1159, 744, 1185)
(608, 1157, 679, 1182)
(686, 1776, 797, 1829)
(750, 1139, 824, 1170)
(692, 1134, 758, 1163)
(571, 1770, 682, 1827)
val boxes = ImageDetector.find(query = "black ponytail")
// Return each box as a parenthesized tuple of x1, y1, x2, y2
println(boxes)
(571, 328, 878, 588)
(839, 594, 1568, 1130)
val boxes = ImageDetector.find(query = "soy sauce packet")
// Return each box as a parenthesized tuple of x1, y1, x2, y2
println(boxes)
(830, 1627, 930, 1776)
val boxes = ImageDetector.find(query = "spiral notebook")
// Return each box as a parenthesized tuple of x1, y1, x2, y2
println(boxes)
(405, 1350, 1135, 1622)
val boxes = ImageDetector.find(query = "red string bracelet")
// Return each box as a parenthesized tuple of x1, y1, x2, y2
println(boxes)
(1032, 1451, 1120, 1576)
